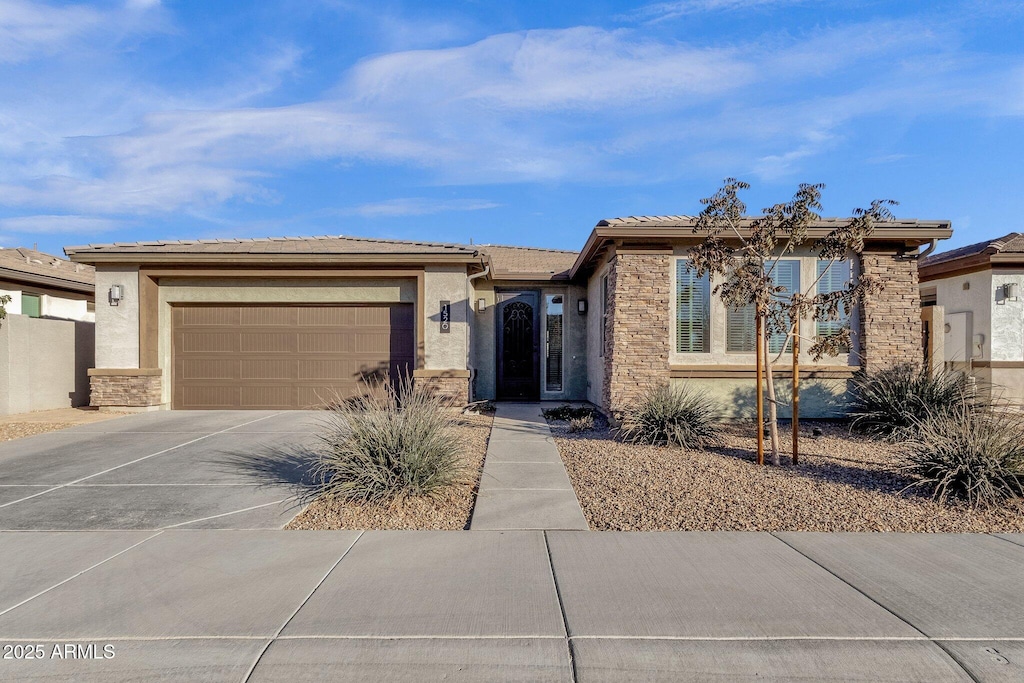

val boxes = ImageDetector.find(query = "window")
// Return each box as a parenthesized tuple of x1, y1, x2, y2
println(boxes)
(816, 259, 851, 348)
(726, 260, 800, 354)
(21, 293, 41, 318)
(675, 260, 710, 353)
(545, 294, 564, 392)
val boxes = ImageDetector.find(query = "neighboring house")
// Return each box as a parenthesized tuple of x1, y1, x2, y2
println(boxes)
(0, 247, 95, 322)
(919, 233, 1024, 406)
(0, 248, 96, 415)
(65, 216, 950, 416)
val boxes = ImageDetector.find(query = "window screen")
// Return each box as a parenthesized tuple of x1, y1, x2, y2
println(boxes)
(816, 259, 852, 344)
(676, 260, 710, 353)
(22, 293, 41, 318)
(726, 260, 800, 354)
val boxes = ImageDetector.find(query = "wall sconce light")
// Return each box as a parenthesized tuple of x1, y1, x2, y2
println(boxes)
(108, 284, 123, 306)
(577, 299, 587, 314)
(1004, 283, 1020, 301)
(476, 298, 486, 313)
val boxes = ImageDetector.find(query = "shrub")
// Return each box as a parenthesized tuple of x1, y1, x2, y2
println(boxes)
(543, 404, 599, 421)
(568, 414, 594, 433)
(617, 383, 721, 448)
(903, 401, 1024, 507)
(850, 363, 972, 440)
(312, 377, 466, 503)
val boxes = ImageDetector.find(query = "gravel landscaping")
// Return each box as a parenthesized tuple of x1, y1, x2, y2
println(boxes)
(549, 420, 1024, 532)
(287, 413, 493, 530)
(0, 422, 75, 442)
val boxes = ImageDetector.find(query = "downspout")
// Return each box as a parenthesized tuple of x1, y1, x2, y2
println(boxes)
(466, 258, 491, 403)
(900, 238, 938, 261)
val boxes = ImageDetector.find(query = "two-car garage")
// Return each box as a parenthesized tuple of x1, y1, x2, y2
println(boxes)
(171, 303, 414, 409)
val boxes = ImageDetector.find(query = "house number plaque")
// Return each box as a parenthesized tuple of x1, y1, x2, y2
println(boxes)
(440, 300, 451, 333)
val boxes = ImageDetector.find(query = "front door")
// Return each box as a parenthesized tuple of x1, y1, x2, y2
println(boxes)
(496, 291, 540, 400)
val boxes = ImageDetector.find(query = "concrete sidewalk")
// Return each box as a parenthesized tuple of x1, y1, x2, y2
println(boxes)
(0, 530, 1022, 681)
(470, 403, 588, 530)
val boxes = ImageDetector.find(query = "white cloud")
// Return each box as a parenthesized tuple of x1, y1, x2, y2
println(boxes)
(0, 17, 1020, 220)
(0, 214, 124, 233)
(349, 198, 500, 218)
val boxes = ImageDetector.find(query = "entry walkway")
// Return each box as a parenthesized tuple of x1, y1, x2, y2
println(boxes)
(469, 403, 588, 530)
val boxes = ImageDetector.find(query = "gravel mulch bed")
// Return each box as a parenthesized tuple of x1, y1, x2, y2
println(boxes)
(550, 421, 1024, 532)
(0, 423, 74, 442)
(286, 413, 493, 531)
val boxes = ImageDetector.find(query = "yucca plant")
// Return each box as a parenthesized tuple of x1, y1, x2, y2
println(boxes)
(617, 383, 721, 448)
(850, 363, 972, 440)
(312, 377, 466, 503)
(903, 401, 1024, 507)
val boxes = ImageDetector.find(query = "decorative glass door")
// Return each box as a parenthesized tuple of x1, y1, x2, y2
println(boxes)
(496, 291, 540, 400)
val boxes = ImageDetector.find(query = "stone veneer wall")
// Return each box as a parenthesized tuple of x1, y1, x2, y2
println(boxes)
(860, 253, 924, 373)
(603, 251, 672, 415)
(89, 370, 162, 408)
(413, 375, 470, 406)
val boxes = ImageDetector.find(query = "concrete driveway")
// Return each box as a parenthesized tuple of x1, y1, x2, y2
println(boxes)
(0, 411, 325, 530)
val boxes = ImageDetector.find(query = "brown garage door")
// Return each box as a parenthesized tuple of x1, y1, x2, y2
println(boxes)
(172, 304, 415, 409)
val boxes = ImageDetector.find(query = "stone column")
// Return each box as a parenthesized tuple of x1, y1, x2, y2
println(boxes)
(860, 253, 924, 373)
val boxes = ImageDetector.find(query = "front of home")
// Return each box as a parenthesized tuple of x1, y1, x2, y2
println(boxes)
(65, 216, 951, 417)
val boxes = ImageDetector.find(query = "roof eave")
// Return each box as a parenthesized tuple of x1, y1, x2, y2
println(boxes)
(65, 252, 481, 266)
(569, 223, 954, 279)
(0, 267, 94, 294)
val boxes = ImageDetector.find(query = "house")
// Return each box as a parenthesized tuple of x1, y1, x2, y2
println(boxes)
(0, 247, 95, 322)
(919, 233, 1024, 406)
(0, 248, 96, 415)
(64, 216, 951, 416)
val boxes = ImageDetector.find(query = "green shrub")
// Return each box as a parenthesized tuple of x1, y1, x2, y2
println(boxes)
(617, 383, 721, 448)
(312, 377, 466, 503)
(850, 363, 972, 440)
(543, 404, 599, 421)
(568, 414, 594, 433)
(903, 401, 1024, 507)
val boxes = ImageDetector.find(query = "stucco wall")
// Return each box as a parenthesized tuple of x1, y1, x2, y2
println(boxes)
(585, 255, 611, 406)
(41, 295, 94, 322)
(94, 266, 140, 369)
(423, 266, 469, 371)
(156, 277, 417, 407)
(0, 315, 93, 415)
(671, 376, 851, 419)
(929, 270, 991, 361)
(991, 270, 1024, 362)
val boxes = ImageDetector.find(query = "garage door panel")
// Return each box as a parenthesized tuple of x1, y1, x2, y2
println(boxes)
(181, 386, 240, 409)
(240, 386, 295, 409)
(240, 359, 295, 380)
(179, 359, 239, 381)
(172, 304, 415, 410)
(180, 307, 241, 327)
(240, 307, 296, 326)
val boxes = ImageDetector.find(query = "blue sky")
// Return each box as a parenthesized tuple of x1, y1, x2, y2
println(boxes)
(1, 0, 1023, 257)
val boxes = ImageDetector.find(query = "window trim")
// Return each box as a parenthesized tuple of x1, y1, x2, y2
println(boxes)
(674, 258, 711, 354)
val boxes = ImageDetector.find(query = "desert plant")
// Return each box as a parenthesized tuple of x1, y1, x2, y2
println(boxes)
(311, 377, 466, 503)
(902, 401, 1024, 507)
(849, 363, 972, 440)
(568, 414, 594, 433)
(543, 404, 599, 421)
(617, 383, 721, 448)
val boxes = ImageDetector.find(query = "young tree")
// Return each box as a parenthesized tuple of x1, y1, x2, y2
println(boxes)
(0, 294, 10, 326)
(688, 179, 894, 465)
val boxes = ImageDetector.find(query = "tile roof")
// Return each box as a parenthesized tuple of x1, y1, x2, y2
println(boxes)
(0, 247, 94, 288)
(598, 215, 944, 229)
(477, 244, 579, 278)
(64, 234, 479, 256)
(921, 232, 1024, 268)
